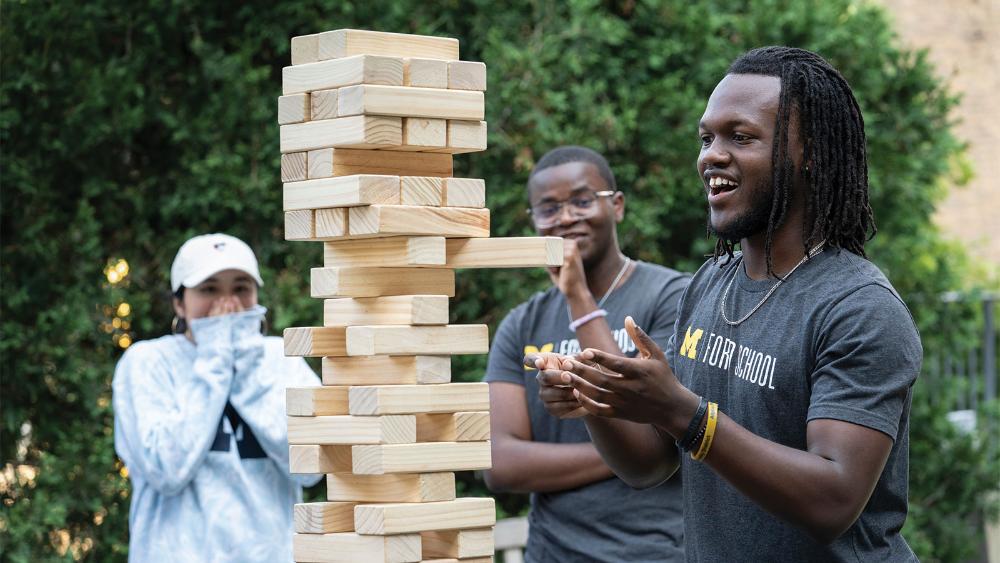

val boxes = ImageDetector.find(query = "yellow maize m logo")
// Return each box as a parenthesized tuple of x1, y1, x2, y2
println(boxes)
(679, 327, 704, 359)
(523, 343, 554, 369)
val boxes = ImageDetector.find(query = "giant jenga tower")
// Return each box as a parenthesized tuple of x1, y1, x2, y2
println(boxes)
(278, 29, 561, 563)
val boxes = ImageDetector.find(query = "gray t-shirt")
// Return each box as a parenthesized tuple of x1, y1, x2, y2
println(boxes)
(665, 249, 921, 562)
(486, 261, 690, 562)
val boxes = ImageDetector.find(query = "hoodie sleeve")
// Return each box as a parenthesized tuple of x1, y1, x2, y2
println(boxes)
(112, 317, 234, 496)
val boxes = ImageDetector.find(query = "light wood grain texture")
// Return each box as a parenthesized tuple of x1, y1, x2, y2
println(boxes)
(416, 412, 491, 442)
(324, 295, 449, 326)
(284, 326, 347, 356)
(311, 267, 455, 298)
(323, 237, 446, 268)
(350, 383, 489, 415)
(322, 356, 451, 386)
(354, 497, 495, 535)
(401, 176, 445, 206)
(290, 34, 319, 65)
(338, 85, 484, 121)
(421, 557, 493, 563)
(345, 324, 488, 356)
(349, 205, 490, 238)
(289, 444, 352, 474)
(447, 61, 487, 91)
(316, 208, 349, 238)
(405, 58, 449, 88)
(292, 532, 421, 563)
(311, 89, 339, 121)
(421, 529, 495, 559)
(285, 210, 314, 240)
(278, 93, 310, 124)
(281, 152, 308, 182)
(402, 118, 447, 150)
(283, 174, 400, 211)
(444, 237, 563, 268)
(327, 472, 455, 503)
(352, 442, 492, 475)
(280, 115, 402, 153)
(282, 54, 403, 95)
(441, 178, 485, 208)
(308, 148, 334, 179)
(286, 386, 350, 416)
(318, 29, 459, 61)
(287, 415, 415, 445)
(294, 502, 357, 533)
(440, 120, 488, 154)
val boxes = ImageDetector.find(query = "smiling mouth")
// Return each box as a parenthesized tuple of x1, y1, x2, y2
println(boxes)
(708, 176, 739, 196)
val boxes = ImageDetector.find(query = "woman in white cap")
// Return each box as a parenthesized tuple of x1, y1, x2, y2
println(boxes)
(112, 233, 321, 562)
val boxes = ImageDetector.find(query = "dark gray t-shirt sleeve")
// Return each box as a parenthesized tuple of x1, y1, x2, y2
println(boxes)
(485, 305, 527, 386)
(643, 275, 690, 352)
(808, 283, 922, 439)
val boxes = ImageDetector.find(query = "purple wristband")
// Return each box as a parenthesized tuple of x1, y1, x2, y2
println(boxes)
(568, 309, 608, 332)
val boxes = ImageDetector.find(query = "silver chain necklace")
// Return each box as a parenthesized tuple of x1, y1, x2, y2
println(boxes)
(719, 242, 826, 326)
(566, 257, 632, 321)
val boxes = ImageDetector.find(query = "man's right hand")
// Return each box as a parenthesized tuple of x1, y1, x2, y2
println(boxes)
(547, 239, 590, 299)
(526, 352, 589, 419)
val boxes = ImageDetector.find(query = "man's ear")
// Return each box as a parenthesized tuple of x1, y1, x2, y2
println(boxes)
(613, 191, 625, 223)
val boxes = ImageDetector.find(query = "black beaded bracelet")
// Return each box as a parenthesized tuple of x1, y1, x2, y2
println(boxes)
(676, 396, 709, 451)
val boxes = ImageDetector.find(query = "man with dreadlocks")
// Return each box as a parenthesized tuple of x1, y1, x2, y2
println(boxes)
(532, 47, 922, 561)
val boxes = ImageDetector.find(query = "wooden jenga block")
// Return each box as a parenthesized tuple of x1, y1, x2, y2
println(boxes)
(401, 177, 445, 206)
(402, 118, 447, 150)
(281, 152, 308, 182)
(416, 412, 491, 442)
(338, 85, 484, 121)
(311, 89, 339, 121)
(285, 210, 314, 240)
(285, 326, 347, 356)
(294, 502, 357, 533)
(290, 34, 320, 65)
(421, 529, 495, 559)
(316, 208, 349, 238)
(327, 472, 455, 503)
(287, 415, 416, 445)
(345, 325, 489, 356)
(349, 205, 490, 238)
(354, 498, 495, 535)
(308, 148, 334, 179)
(293, 532, 421, 563)
(318, 29, 459, 61)
(278, 93, 311, 124)
(287, 386, 350, 416)
(350, 383, 489, 415)
(444, 237, 563, 268)
(306, 148, 452, 178)
(351, 442, 492, 474)
(280, 115, 402, 153)
(442, 178, 485, 208)
(405, 58, 449, 88)
(324, 295, 449, 326)
(282, 54, 404, 95)
(284, 174, 400, 211)
(447, 61, 487, 91)
(323, 356, 451, 386)
(323, 237, 446, 268)
(420, 559, 493, 563)
(311, 267, 455, 298)
(289, 444, 352, 473)
(439, 120, 488, 153)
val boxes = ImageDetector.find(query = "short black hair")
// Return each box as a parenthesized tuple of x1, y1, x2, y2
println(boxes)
(529, 145, 617, 191)
(717, 46, 875, 275)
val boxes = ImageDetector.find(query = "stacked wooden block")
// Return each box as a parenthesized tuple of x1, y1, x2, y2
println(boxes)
(279, 29, 562, 563)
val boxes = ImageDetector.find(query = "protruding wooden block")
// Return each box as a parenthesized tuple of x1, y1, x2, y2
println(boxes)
(316, 208, 349, 238)
(401, 177, 445, 206)
(405, 58, 449, 88)
(287, 415, 416, 445)
(318, 29, 459, 61)
(416, 412, 491, 442)
(280, 115, 402, 153)
(323, 356, 451, 386)
(349, 205, 490, 238)
(289, 444, 352, 473)
(324, 295, 449, 326)
(338, 85, 484, 121)
(346, 325, 489, 356)
(281, 152, 308, 182)
(323, 237, 446, 268)
(421, 529, 495, 559)
(284, 326, 347, 356)
(278, 93, 311, 124)
(284, 174, 400, 211)
(285, 210, 315, 240)
(350, 383, 489, 415)
(287, 386, 350, 416)
(290, 34, 320, 65)
(311, 267, 455, 298)
(327, 472, 455, 503)
(352, 442, 492, 474)
(442, 120, 487, 153)
(311, 89, 339, 121)
(354, 498, 496, 535)
(442, 178, 485, 208)
(282, 54, 404, 95)
(447, 61, 487, 91)
(293, 532, 421, 563)
(308, 148, 452, 178)
(402, 118, 447, 150)
(445, 237, 563, 268)
(294, 502, 356, 533)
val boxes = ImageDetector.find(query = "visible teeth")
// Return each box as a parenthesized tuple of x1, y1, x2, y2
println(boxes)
(708, 177, 737, 188)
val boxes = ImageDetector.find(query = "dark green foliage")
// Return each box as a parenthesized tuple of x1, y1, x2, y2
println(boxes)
(1, 1, 994, 560)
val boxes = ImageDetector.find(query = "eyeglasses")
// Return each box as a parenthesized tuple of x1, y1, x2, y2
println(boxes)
(527, 190, 616, 228)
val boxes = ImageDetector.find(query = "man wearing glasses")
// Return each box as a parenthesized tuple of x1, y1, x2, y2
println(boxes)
(483, 146, 689, 562)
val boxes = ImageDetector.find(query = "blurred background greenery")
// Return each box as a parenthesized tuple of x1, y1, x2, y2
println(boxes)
(1, 0, 997, 561)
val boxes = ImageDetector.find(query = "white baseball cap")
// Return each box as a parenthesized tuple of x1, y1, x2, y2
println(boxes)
(170, 233, 264, 292)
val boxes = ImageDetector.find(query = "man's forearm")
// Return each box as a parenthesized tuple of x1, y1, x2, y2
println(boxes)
(486, 438, 614, 493)
(583, 416, 679, 489)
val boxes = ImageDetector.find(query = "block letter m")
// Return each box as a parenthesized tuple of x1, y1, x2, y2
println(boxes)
(679, 327, 704, 360)
(523, 343, 554, 369)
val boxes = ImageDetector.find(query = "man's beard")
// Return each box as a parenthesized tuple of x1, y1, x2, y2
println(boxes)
(708, 179, 775, 243)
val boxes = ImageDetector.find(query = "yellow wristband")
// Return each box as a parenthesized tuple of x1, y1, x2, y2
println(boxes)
(691, 402, 718, 461)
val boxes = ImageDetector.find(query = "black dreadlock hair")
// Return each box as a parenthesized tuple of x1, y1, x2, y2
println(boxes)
(715, 46, 876, 276)
(529, 145, 618, 191)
